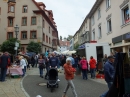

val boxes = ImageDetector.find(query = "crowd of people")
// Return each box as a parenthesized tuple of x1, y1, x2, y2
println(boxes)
(0, 50, 118, 97)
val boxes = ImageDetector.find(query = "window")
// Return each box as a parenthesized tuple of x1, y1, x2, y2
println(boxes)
(31, 17, 36, 25)
(43, 33, 45, 41)
(91, 16, 95, 25)
(7, 32, 13, 39)
(49, 37, 51, 44)
(106, 0, 111, 9)
(9, 5, 14, 12)
(107, 19, 112, 32)
(30, 31, 37, 39)
(98, 26, 102, 38)
(22, 17, 27, 26)
(122, 6, 130, 24)
(98, 8, 101, 19)
(21, 31, 27, 39)
(93, 31, 95, 40)
(49, 27, 50, 33)
(46, 35, 48, 43)
(8, 18, 13, 27)
(23, 5, 28, 13)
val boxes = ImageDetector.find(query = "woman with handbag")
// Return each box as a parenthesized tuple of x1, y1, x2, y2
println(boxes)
(38, 54, 46, 78)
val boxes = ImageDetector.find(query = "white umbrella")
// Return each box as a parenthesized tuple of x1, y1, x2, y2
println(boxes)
(53, 51, 61, 55)
(61, 50, 69, 54)
(66, 50, 76, 55)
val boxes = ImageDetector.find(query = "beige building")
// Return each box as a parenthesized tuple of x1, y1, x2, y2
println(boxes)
(73, 30, 79, 48)
(0, 0, 59, 53)
(74, 0, 130, 56)
(89, 0, 130, 54)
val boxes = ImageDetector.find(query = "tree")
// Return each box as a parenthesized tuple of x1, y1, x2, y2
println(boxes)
(26, 41, 41, 53)
(74, 44, 79, 50)
(67, 35, 73, 41)
(1, 38, 21, 55)
(60, 36, 62, 40)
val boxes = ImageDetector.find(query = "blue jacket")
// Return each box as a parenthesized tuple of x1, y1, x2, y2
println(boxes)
(68, 57, 75, 65)
(104, 61, 115, 82)
(49, 57, 58, 67)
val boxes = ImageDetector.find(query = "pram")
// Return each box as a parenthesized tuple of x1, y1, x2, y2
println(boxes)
(47, 68, 59, 92)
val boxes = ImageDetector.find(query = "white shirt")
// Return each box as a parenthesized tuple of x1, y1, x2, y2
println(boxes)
(20, 59, 26, 69)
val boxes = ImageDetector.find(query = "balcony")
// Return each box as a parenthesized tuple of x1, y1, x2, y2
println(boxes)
(7, 12, 15, 18)
(8, 0, 16, 3)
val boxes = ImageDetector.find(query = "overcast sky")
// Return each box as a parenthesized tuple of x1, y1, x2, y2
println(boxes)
(36, 0, 96, 38)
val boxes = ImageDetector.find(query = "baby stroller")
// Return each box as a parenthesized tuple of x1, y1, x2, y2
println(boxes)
(47, 68, 59, 92)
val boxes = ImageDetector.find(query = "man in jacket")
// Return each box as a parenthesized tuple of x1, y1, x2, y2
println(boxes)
(89, 56, 96, 78)
(0, 52, 10, 82)
(49, 52, 60, 81)
(100, 56, 115, 97)
(62, 57, 77, 97)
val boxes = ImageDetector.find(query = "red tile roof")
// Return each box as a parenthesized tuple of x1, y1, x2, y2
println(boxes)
(59, 40, 70, 46)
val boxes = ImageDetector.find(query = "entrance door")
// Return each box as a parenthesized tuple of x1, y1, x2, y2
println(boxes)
(96, 46, 103, 61)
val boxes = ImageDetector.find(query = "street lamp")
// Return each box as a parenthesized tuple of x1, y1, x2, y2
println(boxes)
(14, 24, 19, 57)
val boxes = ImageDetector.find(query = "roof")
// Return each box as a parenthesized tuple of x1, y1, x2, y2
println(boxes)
(32, 0, 58, 32)
(59, 40, 70, 47)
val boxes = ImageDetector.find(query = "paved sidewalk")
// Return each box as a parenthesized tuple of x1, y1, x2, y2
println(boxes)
(0, 77, 27, 97)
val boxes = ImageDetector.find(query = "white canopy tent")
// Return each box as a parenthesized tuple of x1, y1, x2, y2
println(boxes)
(61, 50, 76, 55)
(66, 50, 76, 55)
(61, 50, 69, 54)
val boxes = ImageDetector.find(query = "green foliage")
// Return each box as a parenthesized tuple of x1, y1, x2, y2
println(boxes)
(74, 44, 79, 50)
(1, 38, 20, 55)
(26, 41, 41, 53)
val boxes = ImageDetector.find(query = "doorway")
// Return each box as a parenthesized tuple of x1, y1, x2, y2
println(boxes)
(96, 46, 103, 61)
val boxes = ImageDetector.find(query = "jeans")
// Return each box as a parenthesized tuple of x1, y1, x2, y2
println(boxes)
(0, 68, 7, 81)
(82, 69, 88, 79)
(100, 82, 113, 97)
(39, 67, 43, 76)
(64, 80, 77, 97)
(45, 67, 49, 78)
(24, 66, 26, 72)
(22, 69, 25, 77)
(90, 69, 95, 78)
(27, 64, 30, 69)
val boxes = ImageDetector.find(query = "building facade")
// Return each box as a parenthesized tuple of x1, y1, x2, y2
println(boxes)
(73, 30, 79, 49)
(89, 0, 130, 54)
(59, 40, 70, 53)
(73, 0, 130, 56)
(69, 38, 74, 51)
(0, 0, 59, 53)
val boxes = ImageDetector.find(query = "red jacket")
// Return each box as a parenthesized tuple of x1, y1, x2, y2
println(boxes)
(64, 63, 76, 80)
(89, 58, 96, 69)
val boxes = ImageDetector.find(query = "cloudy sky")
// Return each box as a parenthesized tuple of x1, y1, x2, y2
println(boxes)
(36, 0, 96, 38)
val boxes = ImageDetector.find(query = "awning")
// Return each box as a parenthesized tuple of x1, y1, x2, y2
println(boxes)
(78, 44, 85, 49)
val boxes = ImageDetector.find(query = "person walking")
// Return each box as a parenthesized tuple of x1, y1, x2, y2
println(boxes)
(74, 55, 78, 69)
(61, 55, 66, 70)
(62, 58, 77, 97)
(31, 55, 35, 68)
(100, 56, 115, 97)
(80, 57, 88, 80)
(89, 56, 96, 79)
(45, 54, 51, 79)
(38, 54, 45, 78)
(49, 52, 60, 81)
(19, 56, 26, 77)
(0, 52, 10, 82)
(35, 54, 39, 67)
